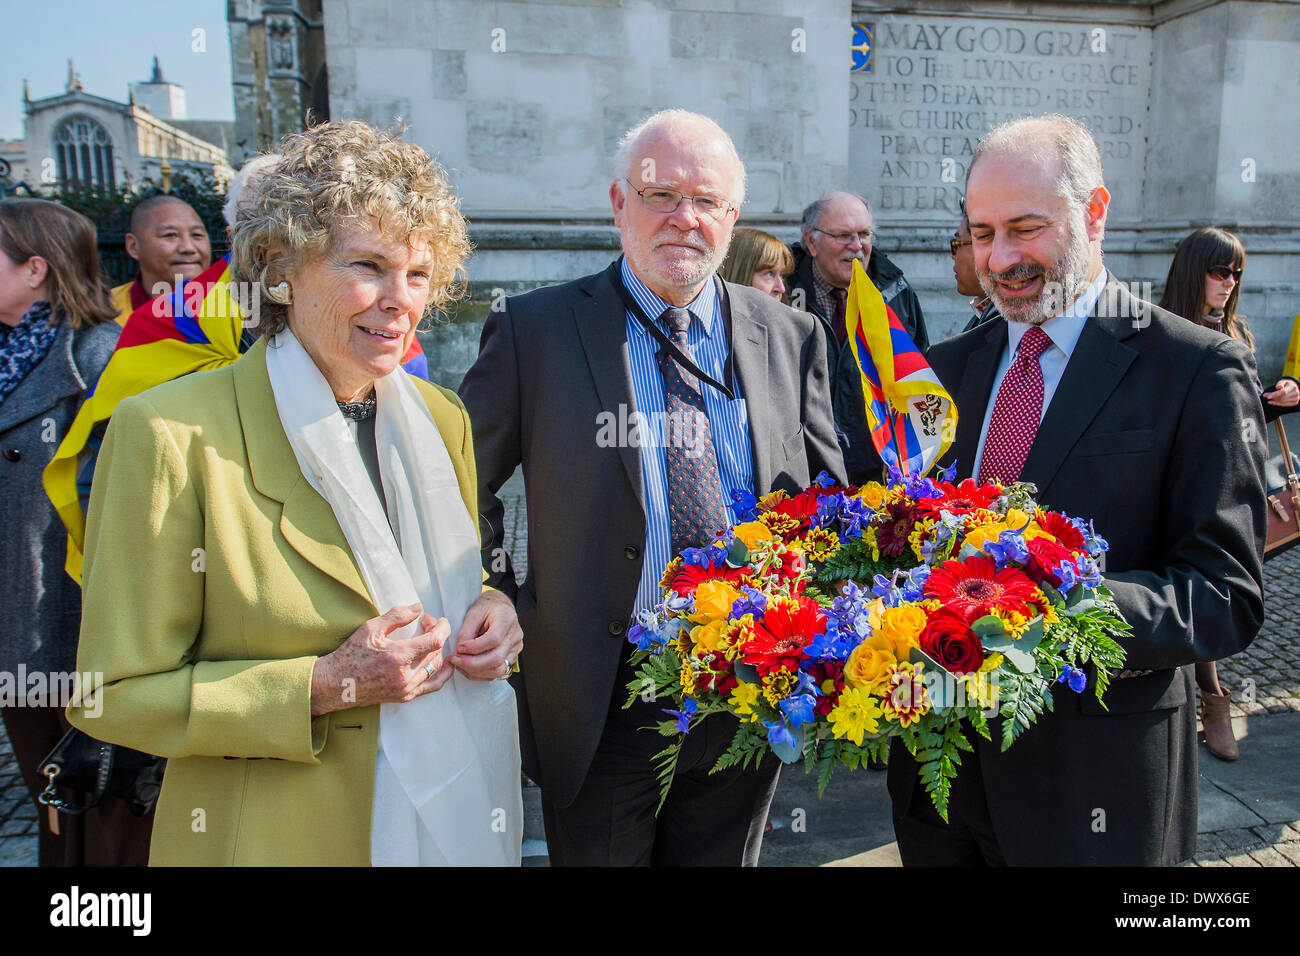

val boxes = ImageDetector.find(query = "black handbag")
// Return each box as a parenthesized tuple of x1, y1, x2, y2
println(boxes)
(38, 728, 165, 819)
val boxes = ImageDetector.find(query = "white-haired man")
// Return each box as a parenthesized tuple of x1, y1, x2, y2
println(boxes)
(461, 109, 845, 865)
(887, 114, 1266, 865)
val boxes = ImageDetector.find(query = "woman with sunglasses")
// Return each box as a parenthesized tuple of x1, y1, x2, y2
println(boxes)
(1158, 226, 1298, 762)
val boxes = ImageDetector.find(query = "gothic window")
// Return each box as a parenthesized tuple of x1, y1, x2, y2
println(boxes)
(54, 116, 115, 188)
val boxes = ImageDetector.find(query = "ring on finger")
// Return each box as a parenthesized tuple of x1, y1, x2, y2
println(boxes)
(425, 662, 436, 679)
(500, 659, 512, 680)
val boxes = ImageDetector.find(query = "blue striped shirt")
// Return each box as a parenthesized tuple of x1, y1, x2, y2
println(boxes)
(622, 258, 755, 615)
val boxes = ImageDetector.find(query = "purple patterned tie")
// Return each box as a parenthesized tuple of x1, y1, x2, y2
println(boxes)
(658, 307, 730, 555)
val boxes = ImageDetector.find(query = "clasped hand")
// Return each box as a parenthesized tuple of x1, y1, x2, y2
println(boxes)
(310, 590, 522, 716)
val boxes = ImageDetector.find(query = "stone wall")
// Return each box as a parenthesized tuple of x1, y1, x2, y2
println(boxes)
(321, 0, 1299, 390)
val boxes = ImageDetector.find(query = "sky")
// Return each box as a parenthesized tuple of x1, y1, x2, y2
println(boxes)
(1, 0, 233, 141)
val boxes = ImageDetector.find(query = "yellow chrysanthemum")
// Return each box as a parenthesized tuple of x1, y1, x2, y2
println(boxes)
(828, 686, 884, 745)
(762, 512, 799, 537)
(1042, 602, 1060, 626)
(860, 525, 882, 562)
(959, 670, 1001, 710)
(801, 526, 840, 562)
(689, 579, 742, 624)
(722, 615, 757, 661)
(679, 659, 698, 697)
(908, 517, 936, 562)
(856, 482, 887, 509)
(658, 556, 684, 591)
(733, 520, 777, 551)
(990, 606, 1030, 640)
(758, 489, 789, 510)
(882, 662, 931, 727)
(979, 651, 1004, 673)
(730, 682, 762, 722)
(761, 669, 797, 707)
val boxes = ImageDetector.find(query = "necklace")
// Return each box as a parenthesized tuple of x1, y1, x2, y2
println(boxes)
(337, 391, 377, 421)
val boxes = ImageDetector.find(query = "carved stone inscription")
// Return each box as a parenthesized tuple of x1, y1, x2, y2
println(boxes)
(850, 15, 1151, 220)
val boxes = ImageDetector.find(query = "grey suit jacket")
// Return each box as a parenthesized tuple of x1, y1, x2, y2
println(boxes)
(888, 275, 1266, 865)
(0, 318, 119, 678)
(460, 261, 846, 808)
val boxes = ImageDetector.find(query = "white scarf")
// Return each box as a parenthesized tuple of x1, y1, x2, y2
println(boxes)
(266, 329, 522, 866)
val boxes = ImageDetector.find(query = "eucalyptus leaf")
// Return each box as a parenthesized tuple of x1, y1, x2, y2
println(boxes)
(725, 537, 749, 569)
(1002, 645, 1037, 673)
(733, 661, 761, 685)
(971, 615, 1008, 640)
(957, 541, 984, 560)
(771, 725, 805, 764)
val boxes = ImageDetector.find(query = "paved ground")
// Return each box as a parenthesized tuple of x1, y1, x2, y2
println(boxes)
(3, 478, 1297, 867)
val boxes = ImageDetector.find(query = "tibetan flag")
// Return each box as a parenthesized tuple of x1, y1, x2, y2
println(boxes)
(844, 258, 955, 477)
(1285, 315, 1300, 380)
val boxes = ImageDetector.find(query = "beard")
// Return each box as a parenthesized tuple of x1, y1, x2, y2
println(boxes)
(622, 226, 732, 295)
(979, 216, 1092, 326)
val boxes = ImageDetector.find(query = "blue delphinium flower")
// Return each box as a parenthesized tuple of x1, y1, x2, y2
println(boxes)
(1053, 559, 1080, 593)
(937, 460, 959, 484)
(1083, 520, 1109, 559)
(1073, 553, 1104, 589)
(731, 585, 767, 620)
(813, 470, 836, 489)
(730, 488, 760, 522)
(763, 717, 799, 751)
(983, 528, 1030, 568)
(1056, 665, 1087, 694)
(781, 693, 817, 729)
(663, 697, 698, 733)
(899, 564, 930, 602)
(627, 608, 664, 651)
(805, 626, 857, 663)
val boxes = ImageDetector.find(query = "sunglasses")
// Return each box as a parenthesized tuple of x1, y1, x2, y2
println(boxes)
(1207, 264, 1242, 281)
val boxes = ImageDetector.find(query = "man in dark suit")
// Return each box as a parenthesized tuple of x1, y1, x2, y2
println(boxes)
(888, 114, 1267, 865)
(460, 109, 845, 866)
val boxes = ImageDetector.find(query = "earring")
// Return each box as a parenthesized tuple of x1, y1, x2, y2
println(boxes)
(265, 281, 292, 305)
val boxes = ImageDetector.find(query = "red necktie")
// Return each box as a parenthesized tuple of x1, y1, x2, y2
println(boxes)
(830, 287, 848, 346)
(978, 326, 1053, 485)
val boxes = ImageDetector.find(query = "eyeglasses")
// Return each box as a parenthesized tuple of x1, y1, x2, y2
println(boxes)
(950, 238, 972, 257)
(1207, 264, 1243, 282)
(624, 179, 735, 221)
(814, 227, 873, 246)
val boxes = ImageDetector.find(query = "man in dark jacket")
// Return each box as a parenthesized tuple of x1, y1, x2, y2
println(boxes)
(788, 192, 930, 483)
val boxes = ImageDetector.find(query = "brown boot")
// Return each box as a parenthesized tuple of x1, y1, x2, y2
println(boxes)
(1201, 688, 1239, 761)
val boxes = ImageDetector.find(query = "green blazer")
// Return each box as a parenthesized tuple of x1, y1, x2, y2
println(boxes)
(67, 338, 481, 866)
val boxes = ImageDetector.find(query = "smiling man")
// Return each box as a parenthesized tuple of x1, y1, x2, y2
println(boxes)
(460, 109, 844, 866)
(109, 195, 212, 325)
(787, 192, 930, 484)
(888, 114, 1267, 866)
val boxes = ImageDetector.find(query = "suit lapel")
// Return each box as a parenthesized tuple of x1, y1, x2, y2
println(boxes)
(572, 270, 645, 508)
(950, 320, 1006, 479)
(1021, 276, 1139, 492)
(233, 339, 372, 605)
(0, 321, 82, 434)
(726, 286, 772, 491)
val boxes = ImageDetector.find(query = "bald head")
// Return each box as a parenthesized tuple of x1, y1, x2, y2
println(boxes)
(125, 194, 211, 295)
(801, 191, 873, 289)
(223, 154, 282, 233)
(614, 109, 746, 206)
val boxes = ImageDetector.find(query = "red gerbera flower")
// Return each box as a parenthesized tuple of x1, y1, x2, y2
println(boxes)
(875, 501, 918, 558)
(915, 478, 1002, 520)
(664, 559, 749, 597)
(768, 492, 821, 538)
(923, 555, 1042, 622)
(1036, 510, 1087, 551)
(740, 595, 825, 676)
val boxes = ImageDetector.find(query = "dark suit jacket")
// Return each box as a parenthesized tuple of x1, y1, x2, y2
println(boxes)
(888, 274, 1267, 865)
(460, 262, 846, 808)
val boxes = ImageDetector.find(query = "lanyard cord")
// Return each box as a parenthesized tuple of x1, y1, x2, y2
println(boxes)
(606, 258, 737, 402)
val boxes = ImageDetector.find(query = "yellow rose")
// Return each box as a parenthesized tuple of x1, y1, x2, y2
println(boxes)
(962, 521, 1008, 553)
(877, 604, 927, 657)
(689, 580, 742, 624)
(856, 482, 887, 509)
(690, 619, 730, 657)
(732, 521, 776, 551)
(844, 635, 897, 692)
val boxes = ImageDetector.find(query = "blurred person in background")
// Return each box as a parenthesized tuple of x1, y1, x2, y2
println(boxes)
(1158, 226, 1298, 762)
(719, 226, 794, 302)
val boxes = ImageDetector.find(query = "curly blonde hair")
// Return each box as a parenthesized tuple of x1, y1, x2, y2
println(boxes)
(231, 120, 471, 336)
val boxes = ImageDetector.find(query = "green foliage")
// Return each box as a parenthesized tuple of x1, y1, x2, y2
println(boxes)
(651, 737, 684, 814)
(911, 720, 972, 823)
(622, 646, 681, 710)
(996, 669, 1050, 749)
(49, 171, 228, 241)
(811, 537, 896, 588)
(711, 721, 770, 775)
